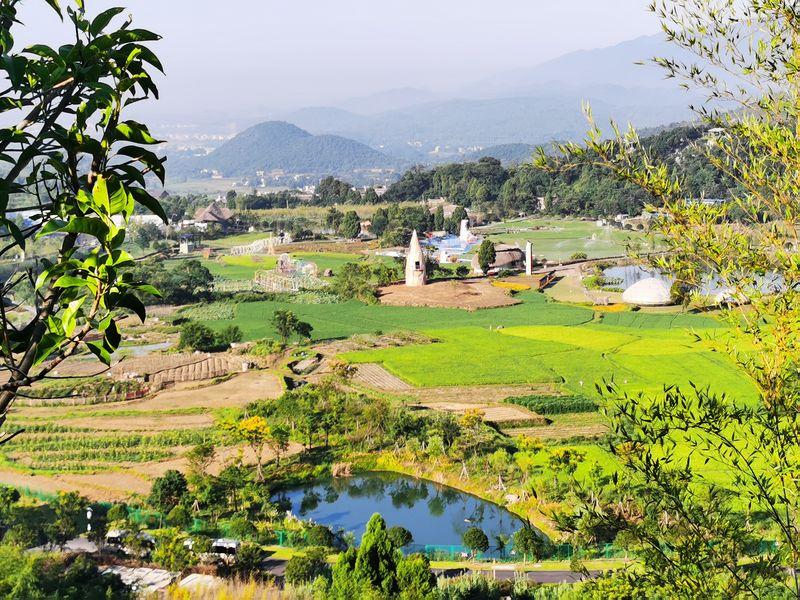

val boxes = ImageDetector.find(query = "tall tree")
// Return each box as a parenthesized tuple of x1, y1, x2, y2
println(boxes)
(338, 210, 361, 239)
(540, 1, 800, 596)
(476, 240, 496, 274)
(0, 2, 166, 440)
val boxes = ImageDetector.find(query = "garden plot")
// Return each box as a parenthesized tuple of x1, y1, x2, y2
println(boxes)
(353, 363, 412, 391)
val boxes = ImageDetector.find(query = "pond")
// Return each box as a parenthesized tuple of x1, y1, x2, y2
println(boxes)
(273, 472, 525, 557)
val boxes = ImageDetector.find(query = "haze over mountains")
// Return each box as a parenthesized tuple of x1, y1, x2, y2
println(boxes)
(172, 34, 700, 181)
(282, 35, 696, 161)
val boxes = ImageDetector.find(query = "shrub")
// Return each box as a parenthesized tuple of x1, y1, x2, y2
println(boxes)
(248, 338, 284, 357)
(387, 526, 413, 549)
(217, 325, 243, 347)
(179, 321, 242, 352)
(462, 527, 489, 556)
(570, 251, 588, 260)
(179, 322, 217, 352)
(492, 281, 531, 292)
(226, 516, 258, 540)
(233, 542, 267, 577)
(306, 524, 335, 548)
(505, 394, 598, 415)
(166, 505, 191, 528)
(285, 546, 330, 586)
(152, 528, 195, 571)
(438, 575, 502, 600)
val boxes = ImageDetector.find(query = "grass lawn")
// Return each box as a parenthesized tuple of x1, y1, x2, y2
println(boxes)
(198, 251, 396, 280)
(479, 218, 659, 261)
(201, 291, 593, 342)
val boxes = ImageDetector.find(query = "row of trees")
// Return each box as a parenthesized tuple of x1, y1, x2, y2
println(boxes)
(377, 126, 736, 219)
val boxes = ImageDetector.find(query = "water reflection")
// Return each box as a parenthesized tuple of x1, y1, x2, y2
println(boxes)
(273, 472, 523, 555)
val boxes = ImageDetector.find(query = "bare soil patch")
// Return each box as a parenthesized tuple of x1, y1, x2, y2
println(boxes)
(12, 371, 282, 419)
(57, 413, 214, 432)
(403, 384, 557, 405)
(0, 468, 152, 502)
(378, 279, 520, 310)
(420, 401, 539, 425)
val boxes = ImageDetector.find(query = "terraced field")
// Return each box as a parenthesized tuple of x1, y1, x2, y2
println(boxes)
(0, 371, 285, 500)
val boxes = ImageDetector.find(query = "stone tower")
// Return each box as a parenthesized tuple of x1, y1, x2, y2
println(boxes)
(405, 230, 427, 287)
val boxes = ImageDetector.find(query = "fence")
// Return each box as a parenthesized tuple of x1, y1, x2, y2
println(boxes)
(9, 488, 782, 564)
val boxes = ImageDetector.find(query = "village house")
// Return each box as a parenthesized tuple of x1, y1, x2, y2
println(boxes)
(471, 244, 526, 275)
(192, 200, 235, 232)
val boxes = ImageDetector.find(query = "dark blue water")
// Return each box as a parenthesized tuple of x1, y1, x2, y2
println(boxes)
(273, 472, 524, 556)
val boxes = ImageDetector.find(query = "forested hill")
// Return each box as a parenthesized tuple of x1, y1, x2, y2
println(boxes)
(175, 121, 399, 177)
(381, 124, 734, 218)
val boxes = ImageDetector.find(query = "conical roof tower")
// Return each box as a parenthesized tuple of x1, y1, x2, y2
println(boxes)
(405, 230, 427, 287)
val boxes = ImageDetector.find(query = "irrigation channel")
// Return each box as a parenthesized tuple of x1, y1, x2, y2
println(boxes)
(273, 472, 530, 559)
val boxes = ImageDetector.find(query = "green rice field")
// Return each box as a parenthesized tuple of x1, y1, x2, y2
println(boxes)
(197, 290, 753, 401)
(199, 251, 394, 280)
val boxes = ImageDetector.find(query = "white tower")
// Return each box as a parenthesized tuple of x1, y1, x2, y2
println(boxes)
(459, 219, 472, 242)
(525, 241, 533, 276)
(405, 230, 427, 287)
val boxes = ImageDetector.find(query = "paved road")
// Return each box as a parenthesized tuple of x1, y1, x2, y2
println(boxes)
(433, 567, 598, 584)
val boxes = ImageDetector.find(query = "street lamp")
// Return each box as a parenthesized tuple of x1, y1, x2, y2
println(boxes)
(86, 506, 93, 533)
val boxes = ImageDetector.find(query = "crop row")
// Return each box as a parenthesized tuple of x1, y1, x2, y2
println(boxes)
(7, 422, 93, 434)
(15, 461, 122, 473)
(504, 394, 598, 415)
(7, 429, 215, 452)
(13, 448, 173, 464)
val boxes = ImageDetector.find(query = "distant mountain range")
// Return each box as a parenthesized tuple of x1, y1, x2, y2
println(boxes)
(172, 121, 399, 179)
(281, 34, 700, 163)
(168, 34, 704, 181)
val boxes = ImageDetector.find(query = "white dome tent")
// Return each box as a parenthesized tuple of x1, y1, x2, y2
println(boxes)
(622, 277, 673, 306)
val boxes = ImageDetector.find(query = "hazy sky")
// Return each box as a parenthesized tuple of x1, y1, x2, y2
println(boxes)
(21, 1, 659, 118)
